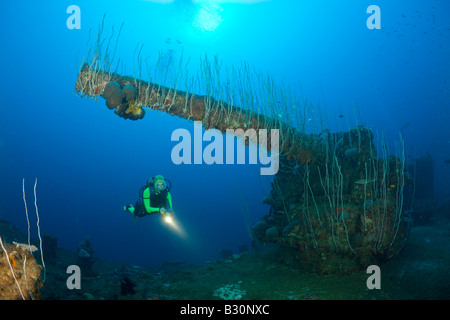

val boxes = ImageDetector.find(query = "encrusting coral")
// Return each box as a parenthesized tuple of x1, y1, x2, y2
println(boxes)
(100, 80, 144, 120)
(0, 241, 43, 300)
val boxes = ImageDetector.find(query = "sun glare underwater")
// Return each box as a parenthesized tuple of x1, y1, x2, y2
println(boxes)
(0, 0, 449, 301)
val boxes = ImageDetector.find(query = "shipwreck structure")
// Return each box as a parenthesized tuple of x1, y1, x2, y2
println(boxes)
(74, 20, 410, 274)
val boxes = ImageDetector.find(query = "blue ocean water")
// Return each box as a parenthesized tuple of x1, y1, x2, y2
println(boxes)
(0, 0, 449, 271)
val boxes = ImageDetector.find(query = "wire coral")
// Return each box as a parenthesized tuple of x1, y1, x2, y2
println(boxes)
(75, 32, 326, 163)
(74, 19, 409, 274)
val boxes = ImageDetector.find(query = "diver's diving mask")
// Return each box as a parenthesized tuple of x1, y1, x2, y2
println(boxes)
(154, 180, 167, 192)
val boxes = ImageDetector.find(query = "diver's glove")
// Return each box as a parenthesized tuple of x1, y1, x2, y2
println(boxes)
(159, 207, 174, 217)
(160, 207, 174, 224)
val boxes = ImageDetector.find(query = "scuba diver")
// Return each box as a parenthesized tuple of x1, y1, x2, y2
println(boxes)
(123, 175, 174, 222)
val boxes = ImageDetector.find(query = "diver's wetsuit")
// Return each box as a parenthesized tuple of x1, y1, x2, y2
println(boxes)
(132, 187, 172, 217)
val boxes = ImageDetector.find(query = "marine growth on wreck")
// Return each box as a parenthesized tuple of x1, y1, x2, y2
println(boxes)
(74, 19, 411, 274)
(0, 240, 43, 300)
(256, 127, 410, 273)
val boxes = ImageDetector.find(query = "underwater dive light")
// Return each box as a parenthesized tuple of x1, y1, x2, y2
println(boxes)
(160, 207, 174, 224)
(164, 215, 173, 224)
(160, 209, 186, 238)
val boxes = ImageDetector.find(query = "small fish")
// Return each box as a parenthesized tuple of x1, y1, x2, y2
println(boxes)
(354, 179, 376, 185)
(401, 121, 410, 130)
(445, 159, 450, 164)
(338, 114, 344, 118)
